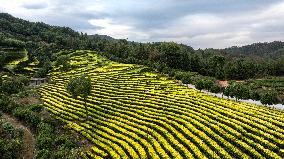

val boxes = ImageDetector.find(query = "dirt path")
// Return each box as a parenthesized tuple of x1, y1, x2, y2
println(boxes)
(2, 113, 36, 159)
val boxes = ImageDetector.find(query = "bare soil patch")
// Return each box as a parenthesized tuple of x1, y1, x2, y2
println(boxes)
(16, 97, 41, 105)
(218, 80, 229, 87)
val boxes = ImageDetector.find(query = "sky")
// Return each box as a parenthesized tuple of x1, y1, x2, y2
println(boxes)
(1, 0, 284, 49)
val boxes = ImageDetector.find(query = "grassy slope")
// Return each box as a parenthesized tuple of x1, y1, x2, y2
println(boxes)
(39, 50, 284, 159)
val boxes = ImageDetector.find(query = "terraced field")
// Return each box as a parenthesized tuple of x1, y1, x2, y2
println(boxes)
(4, 49, 28, 70)
(39, 50, 284, 159)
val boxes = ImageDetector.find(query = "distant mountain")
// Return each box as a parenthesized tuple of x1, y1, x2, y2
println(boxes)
(0, 13, 115, 50)
(89, 34, 116, 41)
(0, 13, 78, 43)
(2, 12, 284, 59)
(223, 41, 284, 58)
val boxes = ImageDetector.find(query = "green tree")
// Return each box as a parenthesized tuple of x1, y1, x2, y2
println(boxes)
(260, 92, 279, 105)
(66, 75, 92, 121)
(223, 83, 237, 100)
(223, 86, 232, 98)
(181, 73, 193, 84)
(208, 55, 225, 79)
(231, 83, 248, 101)
(188, 53, 200, 72)
(35, 60, 52, 78)
(203, 79, 214, 91)
(209, 83, 222, 93)
(55, 55, 71, 71)
(195, 80, 204, 91)
(0, 53, 6, 69)
(0, 76, 28, 95)
(159, 42, 185, 69)
(250, 90, 261, 101)
(239, 85, 251, 100)
(224, 59, 257, 80)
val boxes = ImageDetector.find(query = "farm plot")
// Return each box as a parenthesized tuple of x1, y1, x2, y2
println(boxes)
(39, 50, 284, 159)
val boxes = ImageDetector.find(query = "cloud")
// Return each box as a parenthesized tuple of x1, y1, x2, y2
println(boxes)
(1, 0, 284, 48)
(85, 0, 284, 48)
(87, 18, 150, 41)
(140, 1, 284, 48)
(22, 2, 48, 9)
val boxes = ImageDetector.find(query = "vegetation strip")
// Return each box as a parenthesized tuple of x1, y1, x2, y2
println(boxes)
(1, 113, 36, 159)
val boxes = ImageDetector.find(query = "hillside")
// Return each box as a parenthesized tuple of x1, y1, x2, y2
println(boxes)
(1, 3, 284, 159)
(1, 13, 284, 105)
(0, 13, 75, 48)
(1, 13, 283, 80)
(223, 41, 284, 58)
(39, 50, 284, 158)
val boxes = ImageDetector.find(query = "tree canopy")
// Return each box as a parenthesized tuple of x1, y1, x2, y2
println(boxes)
(66, 75, 92, 99)
(66, 74, 92, 120)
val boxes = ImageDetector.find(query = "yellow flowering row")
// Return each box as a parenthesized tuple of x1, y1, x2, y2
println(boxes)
(38, 51, 284, 159)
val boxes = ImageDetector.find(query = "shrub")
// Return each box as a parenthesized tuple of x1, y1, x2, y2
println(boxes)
(37, 135, 54, 150)
(168, 70, 175, 77)
(28, 112, 41, 127)
(203, 79, 214, 91)
(54, 135, 77, 149)
(55, 55, 71, 71)
(2, 122, 15, 134)
(37, 122, 54, 135)
(12, 107, 27, 120)
(37, 149, 51, 159)
(222, 83, 251, 101)
(0, 95, 11, 111)
(260, 92, 279, 105)
(12, 106, 41, 127)
(30, 104, 43, 112)
(1, 79, 24, 95)
(34, 68, 49, 78)
(181, 75, 192, 84)
(210, 84, 222, 93)
(195, 80, 205, 91)
(34, 60, 52, 78)
(174, 71, 184, 80)
(0, 97, 19, 113)
(0, 120, 24, 159)
(250, 90, 261, 101)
